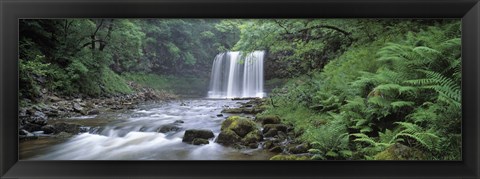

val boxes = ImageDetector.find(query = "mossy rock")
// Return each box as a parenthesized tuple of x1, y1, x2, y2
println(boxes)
(263, 124, 288, 134)
(216, 129, 242, 145)
(255, 115, 281, 125)
(216, 116, 261, 146)
(270, 154, 311, 160)
(221, 116, 257, 137)
(241, 131, 263, 144)
(374, 143, 426, 160)
(221, 108, 244, 114)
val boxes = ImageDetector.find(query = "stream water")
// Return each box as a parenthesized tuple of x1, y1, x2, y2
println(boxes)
(20, 99, 276, 160)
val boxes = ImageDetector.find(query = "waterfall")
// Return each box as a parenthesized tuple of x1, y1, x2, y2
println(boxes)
(208, 51, 265, 98)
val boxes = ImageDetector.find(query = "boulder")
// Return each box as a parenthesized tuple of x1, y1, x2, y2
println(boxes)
(182, 129, 214, 143)
(263, 128, 278, 138)
(255, 115, 281, 125)
(87, 109, 100, 115)
(288, 143, 310, 154)
(216, 116, 262, 146)
(157, 124, 182, 133)
(174, 120, 184, 124)
(192, 138, 209, 145)
(22, 123, 42, 132)
(53, 122, 81, 134)
(263, 124, 288, 134)
(41, 125, 56, 134)
(269, 146, 283, 153)
(27, 111, 48, 125)
(221, 108, 244, 114)
(48, 95, 63, 102)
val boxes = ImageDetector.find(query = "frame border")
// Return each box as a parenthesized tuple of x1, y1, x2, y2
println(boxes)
(1, 0, 479, 178)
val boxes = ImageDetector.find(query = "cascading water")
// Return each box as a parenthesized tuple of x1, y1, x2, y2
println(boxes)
(208, 51, 265, 98)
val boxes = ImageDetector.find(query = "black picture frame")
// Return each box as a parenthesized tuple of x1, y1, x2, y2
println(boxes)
(1, 0, 479, 178)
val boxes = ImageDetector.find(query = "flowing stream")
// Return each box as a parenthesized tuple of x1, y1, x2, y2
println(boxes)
(20, 99, 275, 160)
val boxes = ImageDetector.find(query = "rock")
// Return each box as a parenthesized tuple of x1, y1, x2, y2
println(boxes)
(174, 120, 184, 124)
(87, 109, 100, 115)
(263, 124, 288, 134)
(263, 128, 278, 138)
(255, 115, 281, 125)
(289, 143, 310, 154)
(73, 103, 84, 113)
(248, 143, 258, 149)
(53, 122, 81, 134)
(41, 125, 56, 134)
(23, 123, 42, 132)
(269, 146, 283, 153)
(242, 131, 263, 144)
(220, 116, 257, 137)
(263, 141, 274, 149)
(221, 108, 244, 114)
(216, 116, 262, 146)
(19, 129, 29, 135)
(27, 111, 48, 125)
(182, 129, 215, 143)
(55, 132, 74, 139)
(374, 143, 426, 160)
(216, 130, 242, 145)
(270, 154, 311, 160)
(216, 114, 224, 117)
(192, 138, 209, 145)
(244, 104, 253, 108)
(157, 124, 182, 133)
(277, 131, 288, 141)
(48, 95, 63, 102)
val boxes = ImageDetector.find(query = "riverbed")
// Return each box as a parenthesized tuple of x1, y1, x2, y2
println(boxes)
(20, 99, 276, 160)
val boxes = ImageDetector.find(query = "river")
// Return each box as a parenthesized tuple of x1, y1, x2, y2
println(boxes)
(19, 99, 276, 160)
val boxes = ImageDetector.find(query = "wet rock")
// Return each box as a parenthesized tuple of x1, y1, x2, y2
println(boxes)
(87, 109, 100, 115)
(263, 141, 274, 149)
(221, 108, 243, 114)
(248, 143, 258, 149)
(23, 123, 42, 132)
(270, 154, 311, 160)
(174, 120, 184, 124)
(53, 122, 81, 134)
(182, 129, 215, 143)
(277, 131, 288, 141)
(192, 138, 209, 145)
(244, 104, 253, 108)
(263, 124, 288, 134)
(269, 146, 283, 153)
(255, 115, 281, 125)
(54, 132, 74, 139)
(216, 114, 224, 117)
(263, 128, 278, 138)
(288, 143, 310, 154)
(73, 103, 85, 113)
(41, 125, 56, 134)
(157, 124, 182, 133)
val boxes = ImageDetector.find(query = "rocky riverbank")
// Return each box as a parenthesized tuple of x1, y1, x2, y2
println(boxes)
(19, 82, 178, 141)
(182, 97, 313, 160)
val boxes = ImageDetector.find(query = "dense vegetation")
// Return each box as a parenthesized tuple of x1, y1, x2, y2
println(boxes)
(19, 19, 461, 160)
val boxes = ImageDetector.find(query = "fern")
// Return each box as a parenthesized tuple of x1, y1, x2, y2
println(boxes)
(394, 122, 440, 151)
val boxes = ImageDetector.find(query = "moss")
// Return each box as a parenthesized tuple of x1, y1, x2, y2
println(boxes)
(270, 154, 311, 160)
(374, 143, 426, 160)
(242, 131, 262, 144)
(255, 115, 281, 125)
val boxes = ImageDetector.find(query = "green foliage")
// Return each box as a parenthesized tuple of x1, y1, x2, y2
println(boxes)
(264, 20, 461, 160)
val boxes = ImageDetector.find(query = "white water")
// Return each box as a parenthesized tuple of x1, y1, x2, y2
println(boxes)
(208, 51, 265, 98)
(23, 99, 275, 160)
